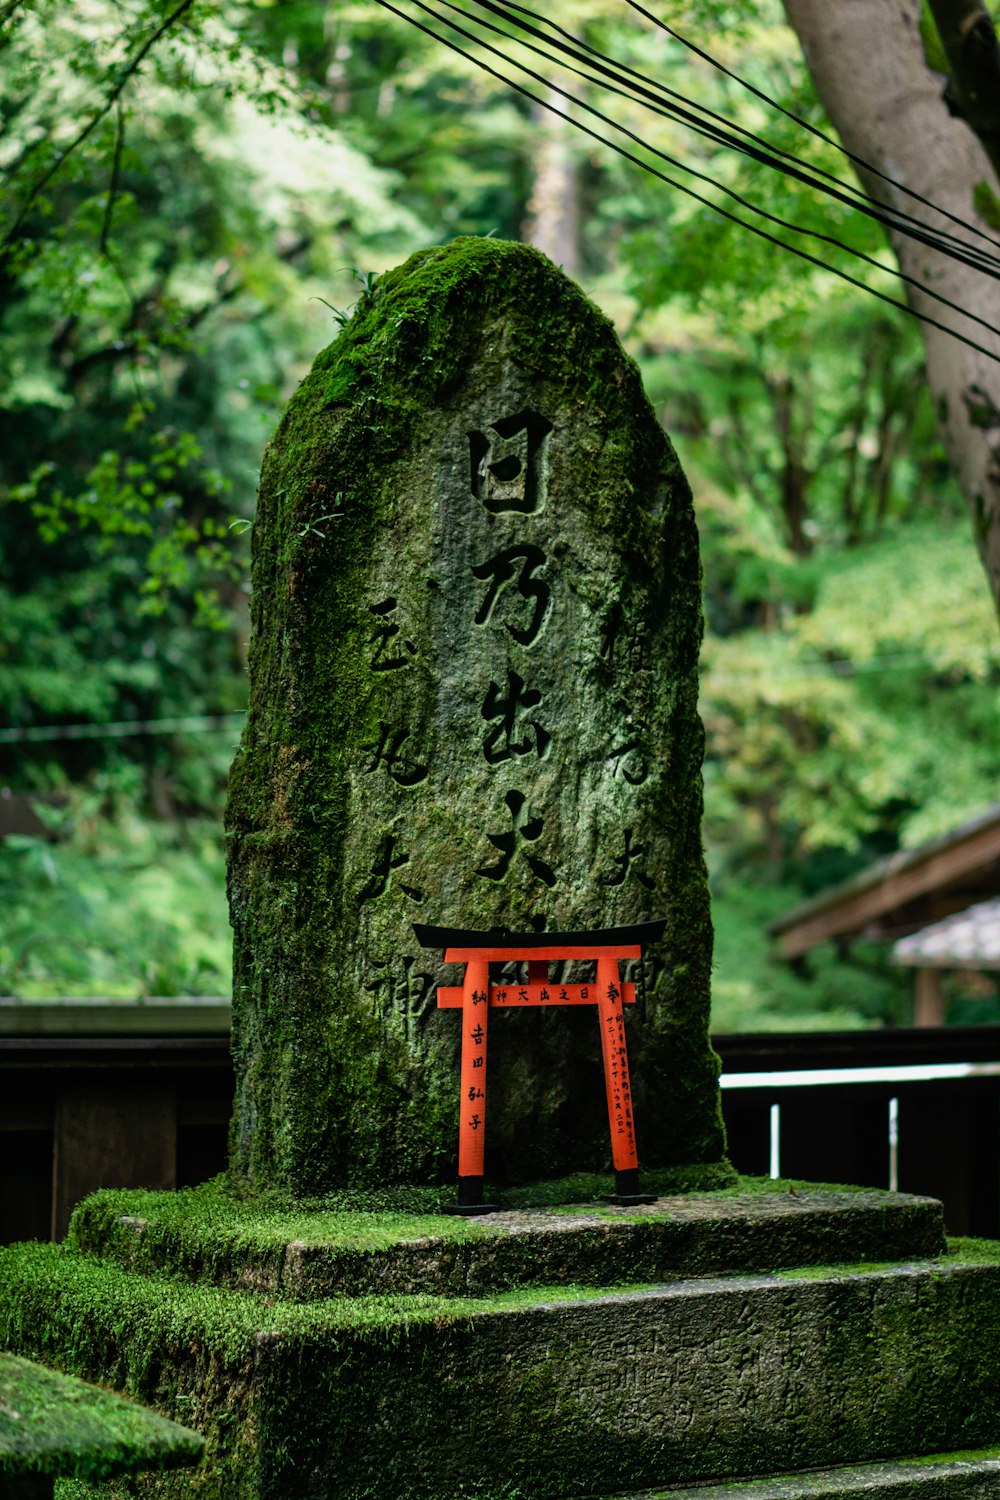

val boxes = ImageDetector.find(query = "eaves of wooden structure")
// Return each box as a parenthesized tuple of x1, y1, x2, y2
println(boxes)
(768, 803, 1000, 961)
(894, 896, 1000, 971)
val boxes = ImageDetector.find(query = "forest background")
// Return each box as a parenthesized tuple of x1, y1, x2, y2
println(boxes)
(2, 0, 998, 1031)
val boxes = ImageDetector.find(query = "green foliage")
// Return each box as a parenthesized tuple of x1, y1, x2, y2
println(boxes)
(0, 0, 434, 796)
(919, 1, 951, 74)
(606, 3, 1000, 1030)
(973, 180, 1000, 232)
(703, 515, 1000, 1030)
(0, 802, 231, 997)
(709, 878, 912, 1033)
(704, 517, 1000, 862)
(11, 425, 237, 629)
(0, 0, 996, 1038)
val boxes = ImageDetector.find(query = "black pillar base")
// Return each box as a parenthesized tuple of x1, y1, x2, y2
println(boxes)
(604, 1166, 657, 1207)
(443, 1174, 500, 1216)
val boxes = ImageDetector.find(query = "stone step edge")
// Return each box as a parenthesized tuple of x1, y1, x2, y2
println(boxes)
(69, 1188, 947, 1300)
(6, 1243, 1000, 1500)
(614, 1450, 1000, 1499)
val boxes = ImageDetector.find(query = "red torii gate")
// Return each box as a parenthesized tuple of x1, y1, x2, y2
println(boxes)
(413, 920, 665, 1213)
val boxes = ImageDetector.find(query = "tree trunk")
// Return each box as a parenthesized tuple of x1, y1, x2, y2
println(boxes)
(783, 0, 1000, 615)
(927, 0, 1000, 179)
(522, 91, 581, 276)
(769, 371, 813, 554)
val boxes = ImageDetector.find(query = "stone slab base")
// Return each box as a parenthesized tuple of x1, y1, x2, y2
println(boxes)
(66, 1182, 946, 1298)
(3, 1235, 1000, 1500)
(622, 1451, 1000, 1499)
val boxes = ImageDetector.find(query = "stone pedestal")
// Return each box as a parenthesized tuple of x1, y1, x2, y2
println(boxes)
(3, 1180, 1000, 1499)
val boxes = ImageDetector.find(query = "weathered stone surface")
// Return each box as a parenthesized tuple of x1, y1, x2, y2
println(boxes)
(4, 1243, 1000, 1500)
(620, 1453, 1000, 1500)
(0, 1353, 203, 1482)
(68, 1184, 946, 1300)
(226, 237, 722, 1193)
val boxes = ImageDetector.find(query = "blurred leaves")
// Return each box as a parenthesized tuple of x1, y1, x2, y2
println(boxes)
(0, 803, 230, 998)
(0, 0, 997, 1028)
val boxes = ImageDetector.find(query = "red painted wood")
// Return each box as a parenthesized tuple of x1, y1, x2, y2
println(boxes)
(596, 955, 638, 1173)
(437, 982, 636, 1009)
(440, 940, 647, 1190)
(457, 958, 489, 1180)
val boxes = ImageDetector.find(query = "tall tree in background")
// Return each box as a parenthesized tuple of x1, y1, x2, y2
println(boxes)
(782, 0, 1000, 615)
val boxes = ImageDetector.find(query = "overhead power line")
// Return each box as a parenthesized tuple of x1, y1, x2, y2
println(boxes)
(375, 0, 1000, 365)
(0, 714, 246, 745)
(621, 0, 1000, 259)
(497, 0, 1000, 277)
(433, 0, 1000, 340)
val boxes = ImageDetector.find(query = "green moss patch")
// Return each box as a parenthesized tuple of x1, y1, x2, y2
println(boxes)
(66, 1174, 944, 1302)
(940, 1237, 1000, 1265)
(776, 1238, 1000, 1281)
(0, 1353, 203, 1482)
(6, 1241, 1000, 1499)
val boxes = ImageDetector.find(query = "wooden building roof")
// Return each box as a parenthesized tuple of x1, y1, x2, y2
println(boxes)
(769, 803, 1000, 959)
(893, 897, 1000, 970)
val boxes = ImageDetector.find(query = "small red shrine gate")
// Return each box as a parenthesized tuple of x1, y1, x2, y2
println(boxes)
(413, 921, 665, 1213)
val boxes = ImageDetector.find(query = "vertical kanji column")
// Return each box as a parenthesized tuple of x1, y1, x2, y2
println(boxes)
(451, 957, 495, 1213)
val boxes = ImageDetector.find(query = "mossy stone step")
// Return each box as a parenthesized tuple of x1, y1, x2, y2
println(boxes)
(68, 1182, 946, 1298)
(0, 1352, 203, 1497)
(616, 1450, 1000, 1499)
(3, 1239, 1000, 1499)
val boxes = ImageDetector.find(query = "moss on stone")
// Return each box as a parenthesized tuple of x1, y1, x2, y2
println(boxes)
(64, 1176, 943, 1302)
(0, 1240, 653, 1498)
(0, 1353, 203, 1482)
(602, 1449, 1000, 1500)
(226, 234, 725, 1196)
(776, 1239, 1000, 1280)
(6, 1239, 1000, 1499)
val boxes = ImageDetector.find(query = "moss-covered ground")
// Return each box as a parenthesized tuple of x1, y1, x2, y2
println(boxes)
(5, 1233, 1000, 1500)
(62, 1173, 945, 1302)
(69, 1167, 847, 1260)
(0, 1353, 203, 1484)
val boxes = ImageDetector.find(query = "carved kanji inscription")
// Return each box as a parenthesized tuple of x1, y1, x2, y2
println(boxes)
(481, 672, 550, 764)
(368, 597, 417, 672)
(476, 789, 556, 888)
(472, 545, 550, 647)
(469, 408, 552, 514)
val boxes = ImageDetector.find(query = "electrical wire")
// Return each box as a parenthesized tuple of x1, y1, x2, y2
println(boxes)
(430, 0, 1000, 343)
(375, 0, 1000, 365)
(0, 714, 246, 745)
(622, 0, 1000, 258)
(485, 0, 1000, 277)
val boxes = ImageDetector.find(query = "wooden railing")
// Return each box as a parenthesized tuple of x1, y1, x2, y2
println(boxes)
(3, 1001, 999, 1241)
(0, 1000, 231, 1242)
(717, 1027, 1000, 1237)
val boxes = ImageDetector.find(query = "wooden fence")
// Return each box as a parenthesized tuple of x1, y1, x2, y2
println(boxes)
(3, 1002, 1000, 1241)
(718, 1026, 1000, 1238)
(0, 1001, 231, 1242)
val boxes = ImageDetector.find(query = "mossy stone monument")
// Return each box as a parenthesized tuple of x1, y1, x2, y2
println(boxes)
(226, 236, 724, 1195)
(7, 243, 1000, 1500)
